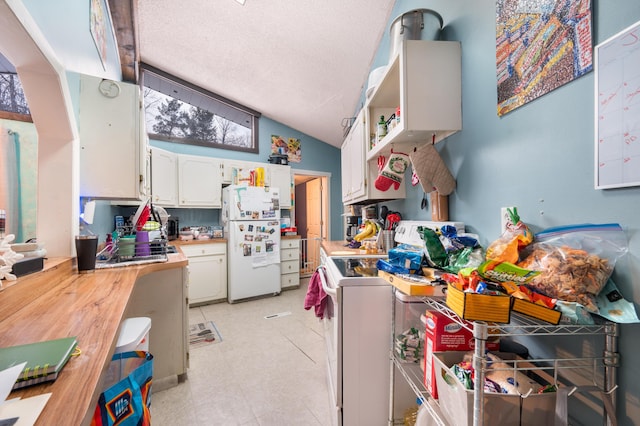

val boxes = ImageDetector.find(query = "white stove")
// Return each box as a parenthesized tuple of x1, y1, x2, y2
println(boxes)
(321, 219, 465, 425)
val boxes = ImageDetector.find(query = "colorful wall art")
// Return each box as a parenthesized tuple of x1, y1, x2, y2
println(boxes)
(496, 0, 593, 116)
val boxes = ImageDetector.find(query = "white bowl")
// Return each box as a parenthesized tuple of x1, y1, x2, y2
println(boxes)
(366, 66, 387, 98)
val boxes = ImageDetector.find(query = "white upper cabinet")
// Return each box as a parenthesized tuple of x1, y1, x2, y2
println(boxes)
(266, 164, 292, 209)
(365, 40, 461, 161)
(220, 159, 253, 184)
(150, 148, 178, 207)
(178, 154, 222, 208)
(79, 74, 149, 199)
(341, 111, 366, 203)
(341, 109, 406, 205)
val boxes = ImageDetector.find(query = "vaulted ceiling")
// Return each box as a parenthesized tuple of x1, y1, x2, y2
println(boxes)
(111, 0, 395, 149)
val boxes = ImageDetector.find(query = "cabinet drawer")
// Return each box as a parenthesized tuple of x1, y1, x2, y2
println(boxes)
(281, 238, 300, 250)
(281, 272, 300, 288)
(180, 242, 226, 257)
(280, 248, 299, 262)
(281, 259, 300, 275)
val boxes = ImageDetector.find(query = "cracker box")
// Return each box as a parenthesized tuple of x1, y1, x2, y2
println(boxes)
(423, 310, 499, 399)
(446, 283, 512, 323)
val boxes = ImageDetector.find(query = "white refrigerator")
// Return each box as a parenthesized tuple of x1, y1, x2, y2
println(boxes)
(223, 186, 281, 303)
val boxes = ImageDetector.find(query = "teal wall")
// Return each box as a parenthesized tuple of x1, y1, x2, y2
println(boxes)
(375, 1, 640, 424)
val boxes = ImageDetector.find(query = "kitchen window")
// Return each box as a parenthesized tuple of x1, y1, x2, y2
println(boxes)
(141, 63, 260, 153)
(0, 53, 31, 122)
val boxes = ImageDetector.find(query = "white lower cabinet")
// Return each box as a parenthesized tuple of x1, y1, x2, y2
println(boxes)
(181, 242, 227, 305)
(280, 237, 300, 289)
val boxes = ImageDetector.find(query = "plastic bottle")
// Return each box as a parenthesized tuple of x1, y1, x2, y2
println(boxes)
(376, 115, 387, 142)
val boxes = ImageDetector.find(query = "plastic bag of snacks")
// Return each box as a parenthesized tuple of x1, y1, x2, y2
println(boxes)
(485, 207, 533, 264)
(419, 226, 483, 273)
(517, 223, 628, 313)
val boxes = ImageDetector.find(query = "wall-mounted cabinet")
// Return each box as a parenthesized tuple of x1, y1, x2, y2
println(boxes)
(266, 164, 292, 209)
(341, 111, 366, 203)
(79, 74, 149, 200)
(220, 159, 252, 185)
(341, 110, 406, 205)
(150, 149, 222, 208)
(365, 40, 461, 161)
(150, 148, 178, 206)
(150, 151, 292, 209)
(221, 159, 292, 209)
(178, 154, 223, 208)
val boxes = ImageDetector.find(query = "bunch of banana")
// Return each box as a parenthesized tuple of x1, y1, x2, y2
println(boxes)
(354, 220, 380, 242)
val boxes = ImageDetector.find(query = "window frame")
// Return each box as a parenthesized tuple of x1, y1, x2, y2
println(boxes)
(140, 63, 260, 153)
(0, 71, 32, 121)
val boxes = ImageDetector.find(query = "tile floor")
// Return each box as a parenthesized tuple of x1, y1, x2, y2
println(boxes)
(151, 278, 333, 425)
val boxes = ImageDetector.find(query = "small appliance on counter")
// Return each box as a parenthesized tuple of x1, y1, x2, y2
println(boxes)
(345, 215, 360, 240)
(166, 217, 179, 241)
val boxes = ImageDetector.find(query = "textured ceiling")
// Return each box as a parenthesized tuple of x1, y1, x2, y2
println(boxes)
(137, 0, 395, 148)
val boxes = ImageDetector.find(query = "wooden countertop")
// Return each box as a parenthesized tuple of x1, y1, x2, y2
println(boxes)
(0, 252, 188, 426)
(321, 240, 364, 256)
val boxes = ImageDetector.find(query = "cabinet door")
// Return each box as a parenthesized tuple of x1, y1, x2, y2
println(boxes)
(341, 112, 366, 203)
(221, 159, 251, 184)
(178, 155, 222, 207)
(151, 148, 178, 206)
(79, 74, 148, 200)
(188, 254, 227, 304)
(267, 164, 292, 208)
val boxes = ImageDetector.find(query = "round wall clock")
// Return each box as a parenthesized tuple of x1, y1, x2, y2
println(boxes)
(98, 79, 121, 98)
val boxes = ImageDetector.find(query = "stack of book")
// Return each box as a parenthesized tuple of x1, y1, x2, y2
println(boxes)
(0, 336, 78, 389)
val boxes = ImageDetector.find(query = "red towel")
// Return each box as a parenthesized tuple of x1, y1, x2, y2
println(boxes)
(304, 268, 327, 319)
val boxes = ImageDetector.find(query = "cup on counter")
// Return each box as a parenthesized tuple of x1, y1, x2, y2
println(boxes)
(75, 235, 98, 273)
(119, 235, 136, 258)
(135, 231, 151, 257)
(381, 230, 395, 253)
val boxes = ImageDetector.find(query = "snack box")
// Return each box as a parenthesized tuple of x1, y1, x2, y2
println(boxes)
(511, 298, 562, 325)
(446, 283, 512, 323)
(433, 351, 556, 426)
(423, 310, 499, 399)
(379, 270, 447, 297)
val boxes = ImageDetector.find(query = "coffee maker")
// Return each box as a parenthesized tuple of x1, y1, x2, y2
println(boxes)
(345, 215, 360, 240)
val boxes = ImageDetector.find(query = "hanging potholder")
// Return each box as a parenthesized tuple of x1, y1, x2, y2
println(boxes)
(409, 143, 456, 195)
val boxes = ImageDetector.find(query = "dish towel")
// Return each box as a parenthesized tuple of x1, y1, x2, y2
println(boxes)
(304, 267, 327, 319)
(409, 143, 456, 195)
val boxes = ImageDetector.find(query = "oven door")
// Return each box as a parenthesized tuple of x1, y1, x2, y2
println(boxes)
(319, 264, 341, 426)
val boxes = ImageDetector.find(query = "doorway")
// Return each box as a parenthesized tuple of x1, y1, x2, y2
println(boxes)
(292, 170, 330, 276)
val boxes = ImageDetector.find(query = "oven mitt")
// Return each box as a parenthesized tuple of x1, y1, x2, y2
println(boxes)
(374, 151, 410, 191)
(409, 143, 456, 195)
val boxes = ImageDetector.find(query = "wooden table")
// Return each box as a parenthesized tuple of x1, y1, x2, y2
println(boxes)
(0, 252, 188, 425)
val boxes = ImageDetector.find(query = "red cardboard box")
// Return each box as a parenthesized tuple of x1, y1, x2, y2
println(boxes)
(423, 310, 499, 399)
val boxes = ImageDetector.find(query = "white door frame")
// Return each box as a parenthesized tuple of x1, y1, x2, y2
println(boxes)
(292, 169, 331, 240)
